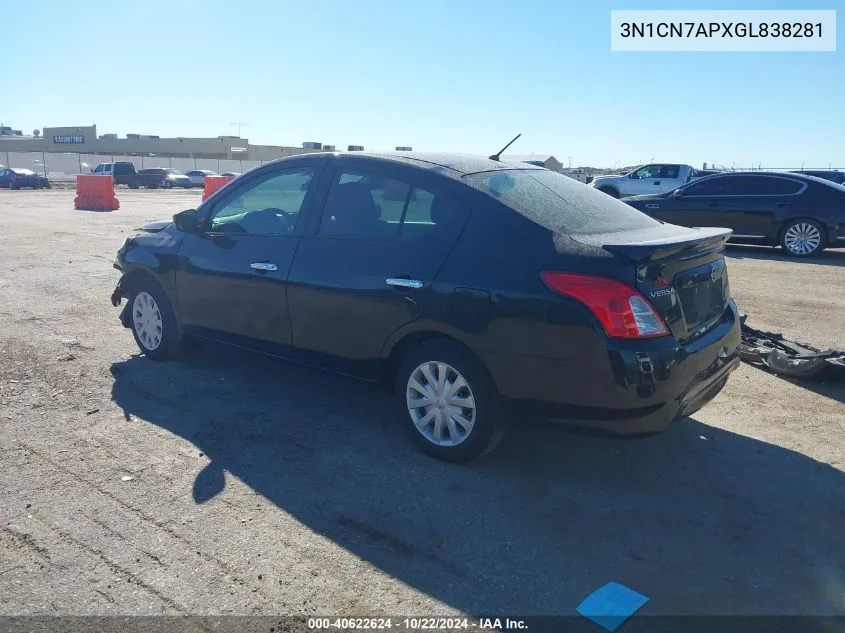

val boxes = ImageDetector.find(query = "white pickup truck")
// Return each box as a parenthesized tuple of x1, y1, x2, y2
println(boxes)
(589, 163, 698, 198)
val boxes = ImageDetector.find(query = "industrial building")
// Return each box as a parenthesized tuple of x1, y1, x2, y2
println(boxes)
(0, 125, 325, 161)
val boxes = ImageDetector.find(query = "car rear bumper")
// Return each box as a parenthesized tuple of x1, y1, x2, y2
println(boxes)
(486, 300, 741, 435)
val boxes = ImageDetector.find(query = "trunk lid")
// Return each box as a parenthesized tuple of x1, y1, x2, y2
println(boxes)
(572, 225, 733, 342)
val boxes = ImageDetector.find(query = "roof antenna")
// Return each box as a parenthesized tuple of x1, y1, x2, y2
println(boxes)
(489, 133, 521, 161)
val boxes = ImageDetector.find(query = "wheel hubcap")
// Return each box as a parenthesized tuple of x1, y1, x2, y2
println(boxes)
(132, 292, 163, 351)
(784, 223, 821, 255)
(406, 361, 476, 447)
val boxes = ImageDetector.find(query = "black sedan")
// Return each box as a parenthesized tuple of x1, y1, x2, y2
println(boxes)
(622, 171, 845, 257)
(110, 152, 740, 462)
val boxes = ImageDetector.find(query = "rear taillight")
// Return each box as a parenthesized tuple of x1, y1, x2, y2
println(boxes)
(540, 272, 669, 339)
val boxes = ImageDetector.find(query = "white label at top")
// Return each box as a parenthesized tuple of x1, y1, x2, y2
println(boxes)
(611, 10, 836, 51)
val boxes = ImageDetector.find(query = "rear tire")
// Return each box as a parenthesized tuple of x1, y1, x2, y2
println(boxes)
(599, 186, 620, 198)
(780, 218, 827, 257)
(127, 279, 182, 361)
(395, 340, 505, 463)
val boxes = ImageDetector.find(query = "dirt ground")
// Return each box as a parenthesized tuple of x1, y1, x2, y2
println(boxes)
(1, 189, 843, 618)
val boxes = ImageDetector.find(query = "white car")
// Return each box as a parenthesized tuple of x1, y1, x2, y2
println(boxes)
(590, 163, 698, 198)
(184, 169, 218, 188)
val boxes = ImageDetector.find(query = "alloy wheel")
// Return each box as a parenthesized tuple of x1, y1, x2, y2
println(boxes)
(783, 223, 821, 255)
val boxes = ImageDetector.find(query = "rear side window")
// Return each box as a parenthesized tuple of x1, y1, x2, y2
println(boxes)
(723, 175, 802, 195)
(317, 169, 467, 241)
(463, 169, 660, 235)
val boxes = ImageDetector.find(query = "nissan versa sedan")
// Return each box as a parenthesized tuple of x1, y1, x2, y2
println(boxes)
(110, 152, 741, 462)
(622, 171, 845, 257)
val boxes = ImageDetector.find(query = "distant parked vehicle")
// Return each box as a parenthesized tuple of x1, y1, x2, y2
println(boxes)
(791, 170, 845, 185)
(185, 169, 218, 187)
(561, 169, 590, 184)
(0, 168, 51, 189)
(220, 171, 241, 178)
(91, 162, 163, 189)
(622, 171, 845, 257)
(590, 164, 699, 198)
(139, 168, 193, 189)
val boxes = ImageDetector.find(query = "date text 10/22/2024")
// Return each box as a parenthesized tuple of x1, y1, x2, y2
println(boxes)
(307, 618, 528, 630)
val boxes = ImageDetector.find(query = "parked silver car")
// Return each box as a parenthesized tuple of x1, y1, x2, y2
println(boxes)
(184, 169, 217, 188)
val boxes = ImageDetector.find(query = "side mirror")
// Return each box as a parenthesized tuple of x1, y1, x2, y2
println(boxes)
(173, 209, 199, 233)
(673, 189, 684, 199)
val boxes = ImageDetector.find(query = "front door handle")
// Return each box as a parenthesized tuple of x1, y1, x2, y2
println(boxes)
(653, 180, 661, 185)
(250, 262, 278, 272)
(386, 277, 423, 289)
(775, 202, 788, 207)
(706, 202, 719, 207)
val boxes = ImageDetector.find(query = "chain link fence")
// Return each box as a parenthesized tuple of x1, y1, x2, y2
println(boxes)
(0, 151, 266, 182)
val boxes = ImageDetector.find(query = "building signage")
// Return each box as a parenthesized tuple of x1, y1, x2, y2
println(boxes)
(53, 135, 85, 144)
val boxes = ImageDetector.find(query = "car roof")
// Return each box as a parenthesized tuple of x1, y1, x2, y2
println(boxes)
(688, 170, 845, 192)
(272, 151, 546, 179)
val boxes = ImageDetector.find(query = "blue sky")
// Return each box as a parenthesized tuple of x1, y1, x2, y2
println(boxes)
(2, 0, 842, 168)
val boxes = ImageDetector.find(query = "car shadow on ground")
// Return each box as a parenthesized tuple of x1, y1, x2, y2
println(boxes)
(742, 363, 845, 405)
(726, 243, 845, 266)
(109, 343, 845, 616)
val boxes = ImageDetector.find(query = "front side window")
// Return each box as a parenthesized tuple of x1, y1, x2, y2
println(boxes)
(682, 176, 733, 196)
(208, 168, 314, 235)
(630, 164, 662, 180)
(465, 169, 660, 235)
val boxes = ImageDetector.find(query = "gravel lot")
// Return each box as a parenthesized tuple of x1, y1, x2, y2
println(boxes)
(1, 189, 844, 617)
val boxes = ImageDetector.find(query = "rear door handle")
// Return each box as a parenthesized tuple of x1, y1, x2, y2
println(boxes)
(386, 277, 423, 289)
(653, 180, 661, 185)
(775, 202, 788, 207)
(250, 262, 278, 271)
(706, 202, 719, 207)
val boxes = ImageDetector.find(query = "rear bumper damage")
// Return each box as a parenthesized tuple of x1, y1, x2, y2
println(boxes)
(493, 301, 742, 435)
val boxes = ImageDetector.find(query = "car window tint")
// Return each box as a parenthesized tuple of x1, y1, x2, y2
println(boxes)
(727, 175, 801, 195)
(318, 170, 408, 240)
(465, 169, 661, 235)
(399, 187, 469, 241)
(752, 177, 803, 195)
(683, 176, 732, 195)
(209, 168, 314, 235)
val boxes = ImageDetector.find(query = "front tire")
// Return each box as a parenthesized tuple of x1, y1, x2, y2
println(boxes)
(598, 186, 620, 198)
(395, 340, 504, 463)
(780, 219, 827, 257)
(127, 280, 182, 360)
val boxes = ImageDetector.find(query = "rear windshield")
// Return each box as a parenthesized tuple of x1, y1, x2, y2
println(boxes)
(463, 169, 661, 235)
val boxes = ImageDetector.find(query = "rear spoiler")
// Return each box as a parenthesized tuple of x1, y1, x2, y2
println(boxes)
(599, 227, 732, 264)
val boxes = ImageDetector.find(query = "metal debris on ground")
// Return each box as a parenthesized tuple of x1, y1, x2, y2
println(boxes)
(739, 315, 845, 380)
